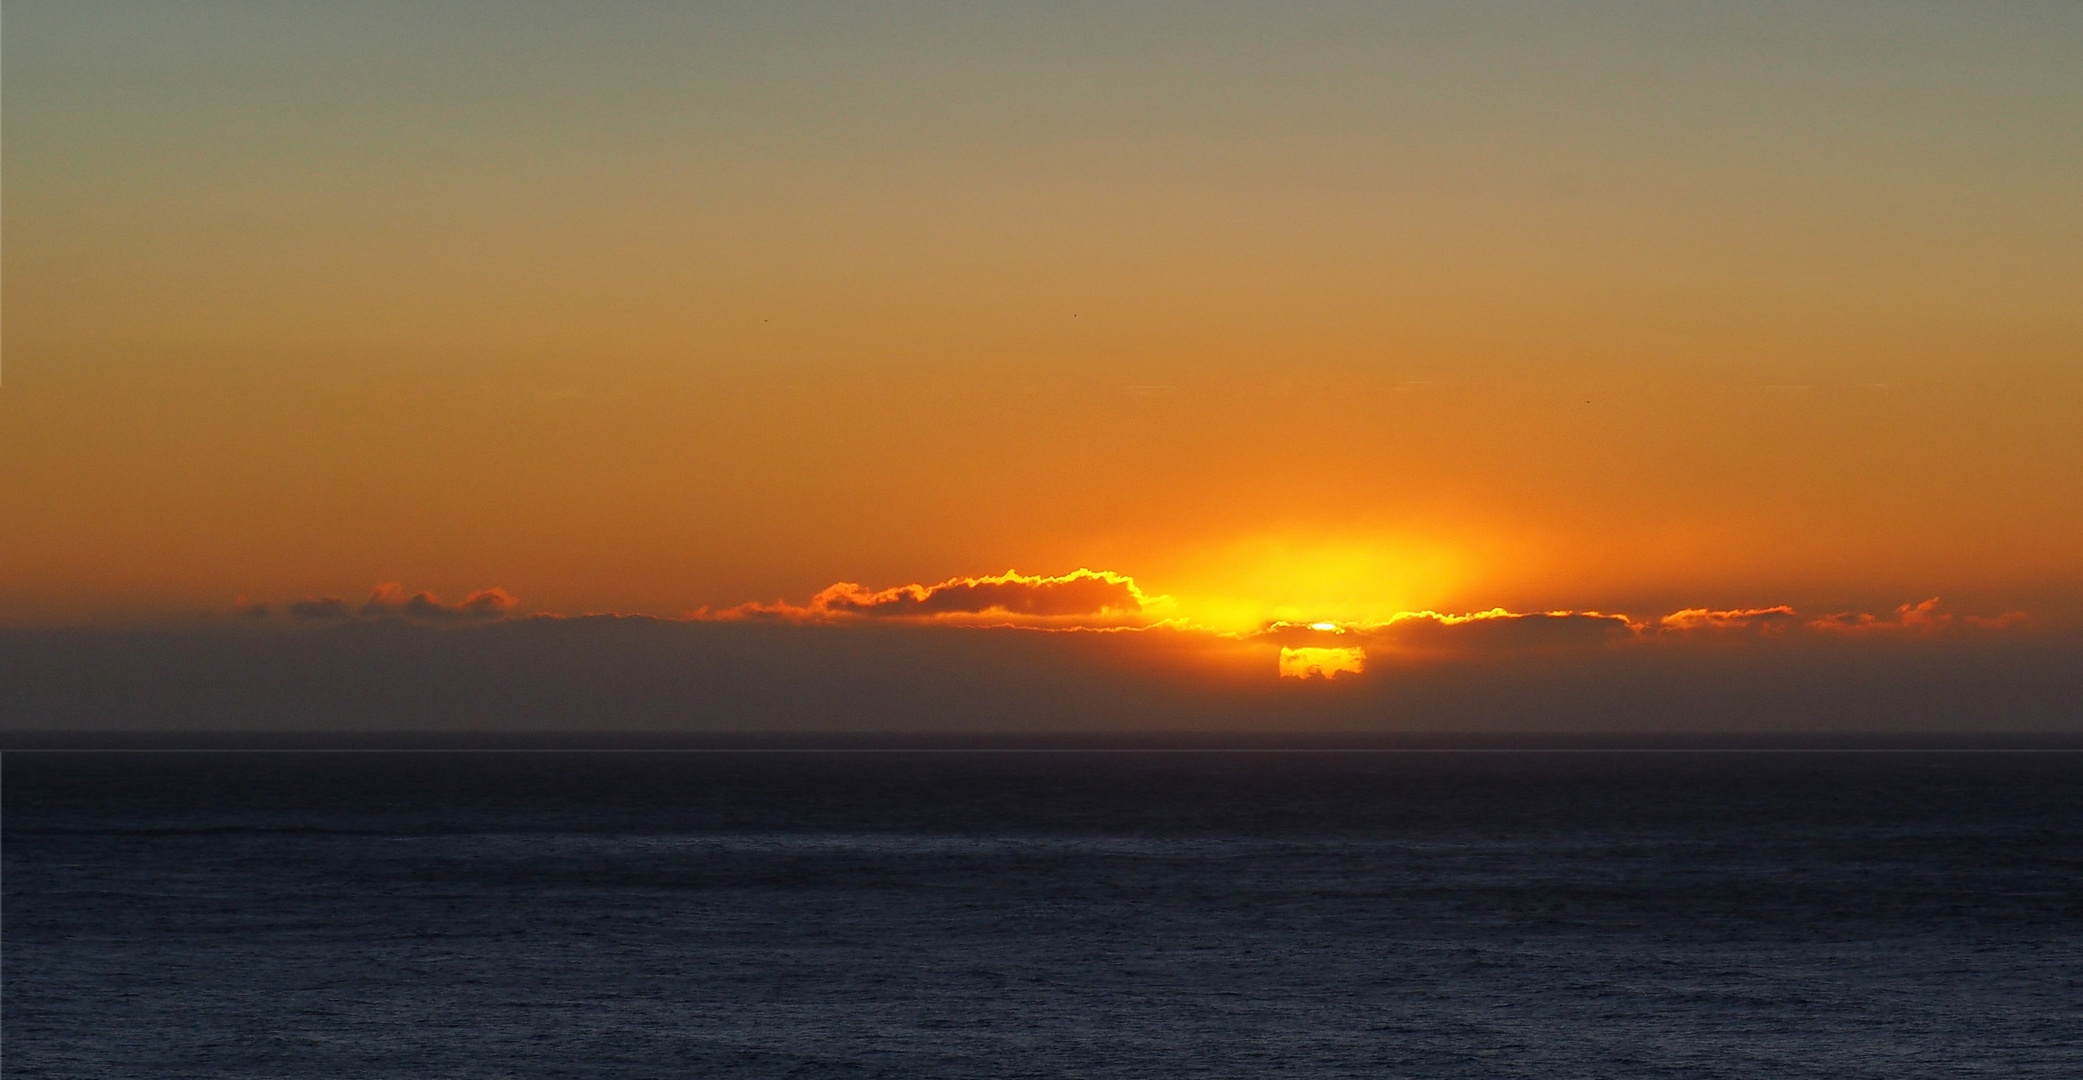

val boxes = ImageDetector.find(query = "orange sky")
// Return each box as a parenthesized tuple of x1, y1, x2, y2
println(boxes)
(4, 3, 2080, 635)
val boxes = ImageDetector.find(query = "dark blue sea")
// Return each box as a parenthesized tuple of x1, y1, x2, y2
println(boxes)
(6, 745, 2081, 1077)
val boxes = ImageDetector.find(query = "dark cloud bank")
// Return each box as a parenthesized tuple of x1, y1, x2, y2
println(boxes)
(2, 615, 2078, 736)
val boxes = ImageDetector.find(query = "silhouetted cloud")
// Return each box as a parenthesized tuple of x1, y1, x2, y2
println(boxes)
(288, 597, 352, 620)
(711, 569, 1158, 627)
(292, 588, 517, 621)
(360, 584, 518, 621)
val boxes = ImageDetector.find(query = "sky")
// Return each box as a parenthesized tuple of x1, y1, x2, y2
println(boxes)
(4, 3, 2080, 728)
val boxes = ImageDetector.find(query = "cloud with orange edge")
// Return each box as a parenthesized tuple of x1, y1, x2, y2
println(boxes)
(1246, 598, 2038, 673)
(1366, 609, 1640, 651)
(240, 575, 2046, 690)
(1660, 606, 1801, 634)
(705, 569, 1165, 628)
(1808, 597, 2031, 634)
(1811, 597, 1948, 633)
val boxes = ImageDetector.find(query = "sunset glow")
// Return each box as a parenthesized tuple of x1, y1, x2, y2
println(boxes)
(2, 2, 2078, 733)
(10, 11, 2083, 1078)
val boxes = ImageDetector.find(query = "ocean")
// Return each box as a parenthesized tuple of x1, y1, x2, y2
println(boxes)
(6, 745, 2080, 1077)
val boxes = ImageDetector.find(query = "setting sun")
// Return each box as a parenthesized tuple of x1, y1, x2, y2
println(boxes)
(1277, 646, 1367, 680)
(1, 0, 2075, 723)
(6, 5, 2083, 1076)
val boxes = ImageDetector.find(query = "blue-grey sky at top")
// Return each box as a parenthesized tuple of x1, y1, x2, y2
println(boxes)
(12, 1, 2079, 374)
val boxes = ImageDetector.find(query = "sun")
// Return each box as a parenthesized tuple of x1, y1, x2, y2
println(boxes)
(1278, 646, 1366, 680)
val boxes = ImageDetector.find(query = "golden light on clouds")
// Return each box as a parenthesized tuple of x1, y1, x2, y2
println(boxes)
(706, 569, 1170, 628)
(236, 568, 2051, 690)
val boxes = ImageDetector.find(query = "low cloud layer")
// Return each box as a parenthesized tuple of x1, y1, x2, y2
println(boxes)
(5, 612, 2076, 735)
(1244, 597, 2035, 679)
(256, 574, 2032, 673)
(199, 573, 2055, 721)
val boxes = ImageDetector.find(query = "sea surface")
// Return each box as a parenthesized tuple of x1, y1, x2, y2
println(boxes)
(6, 746, 2081, 1078)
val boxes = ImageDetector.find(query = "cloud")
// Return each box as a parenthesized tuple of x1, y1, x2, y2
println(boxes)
(261, 572, 2039, 694)
(1805, 598, 2039, 634)
(709, 569, 1160, 627)
(1236, 596, 2018, 678)
(1660, 606, 1800, 634)
(1246, 610, 1640, 666)
(283, 586, 517, 622)
(1252, 600, 2035, 665)
(1362, 609, 1639, 652)
(1810, 597, 1949, 634)
(360, 584, 519, 621)
(289, 597, 352, 620)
